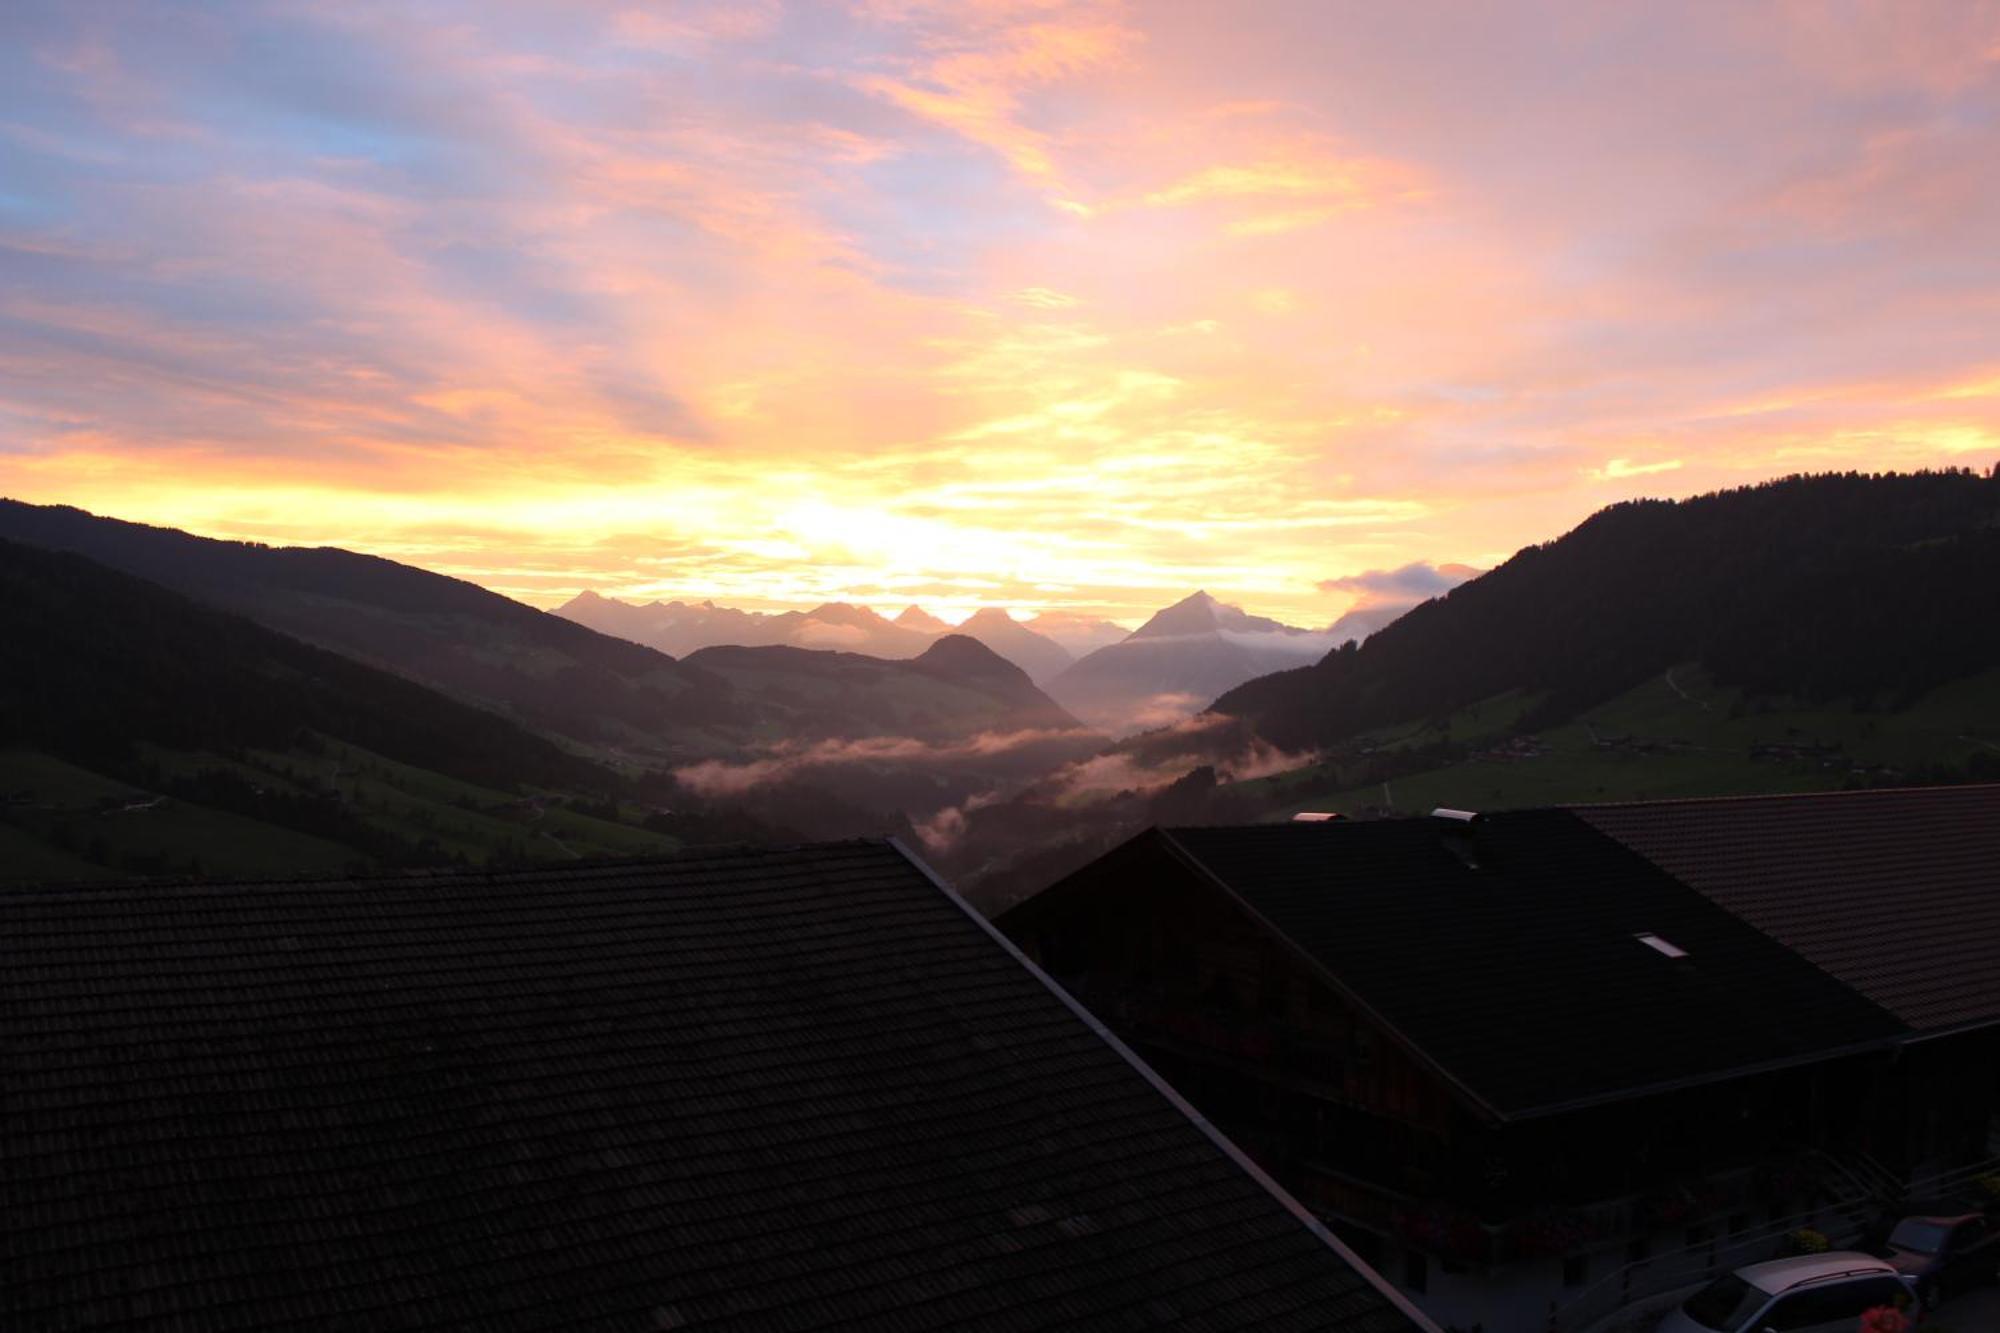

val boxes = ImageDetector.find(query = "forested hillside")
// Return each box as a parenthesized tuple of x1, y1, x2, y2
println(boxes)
(1216, 469, 2000, 748)
(0, 500, 739, 762)
(0, 540, 777, 882)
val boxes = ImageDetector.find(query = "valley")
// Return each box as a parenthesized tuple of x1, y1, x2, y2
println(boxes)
(5, 469, 1998, 904)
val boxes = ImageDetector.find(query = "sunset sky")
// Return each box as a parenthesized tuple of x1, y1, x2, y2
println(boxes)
(3, 2, 1997, 626)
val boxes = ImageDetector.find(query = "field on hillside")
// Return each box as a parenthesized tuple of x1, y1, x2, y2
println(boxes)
(0, 739, 681, 884)
(1246, 666, 2000, 818)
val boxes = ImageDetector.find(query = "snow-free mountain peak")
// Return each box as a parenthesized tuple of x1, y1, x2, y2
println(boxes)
(1128, 589, 1306, 641)
(951, 608, 1074, 685)
(894, 605, 953, 634)
(1045, 591, 1334, 734)
(806, 601, 891, 629)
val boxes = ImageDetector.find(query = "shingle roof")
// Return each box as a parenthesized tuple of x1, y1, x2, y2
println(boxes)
(1, 841, 1428, 1332)
(1159, 812, 1905, 1120)
(1573, 784, 2000, 1032)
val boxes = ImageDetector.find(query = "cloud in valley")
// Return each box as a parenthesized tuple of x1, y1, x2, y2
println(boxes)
(912, 710, 1315, 851)
(672, 727, 1092, 797)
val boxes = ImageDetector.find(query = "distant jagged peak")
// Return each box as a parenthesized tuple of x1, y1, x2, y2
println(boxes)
(805, 601, 894, 628)
(560, 588, 681, 612)
(894, 604, 953, 634)
(1129, 590, 1306, 641)
(1025, 610, 1132, 654)
(962, 606, 1026, 628)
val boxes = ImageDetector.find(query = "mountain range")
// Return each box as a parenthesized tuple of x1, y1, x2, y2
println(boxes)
(10, 469, 1995, 907)
(933, 468, 2000, 910)
(1040, 591, 1344, 734)
(0, 535, 710, 882)
(556, 590, 1100, 683)
(557, 587, 1356, 732)
(0, 501, 1091, 768)
(0, 500, 1104, 877)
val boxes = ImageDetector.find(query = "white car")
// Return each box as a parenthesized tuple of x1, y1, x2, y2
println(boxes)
(1659, 1251, 1921, 1333)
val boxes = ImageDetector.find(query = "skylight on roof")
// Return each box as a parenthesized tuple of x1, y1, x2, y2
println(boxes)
(1635, 932, 1689, 959)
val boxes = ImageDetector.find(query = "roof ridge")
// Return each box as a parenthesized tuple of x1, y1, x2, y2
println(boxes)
(887, 836, 1444, 1333)
(0, 838, 896, 896)
(1564, 781, 2000, 812)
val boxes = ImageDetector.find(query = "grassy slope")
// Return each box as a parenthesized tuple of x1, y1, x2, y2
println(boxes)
(1247, 666, 2000, 818)
(0, 739, 681, 885)
(0, 749, 360, 880)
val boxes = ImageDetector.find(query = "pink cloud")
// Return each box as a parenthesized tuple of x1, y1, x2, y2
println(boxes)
(0, 0, 1995, 629)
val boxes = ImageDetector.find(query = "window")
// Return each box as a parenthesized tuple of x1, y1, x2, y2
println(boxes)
(1839, 1276, 1909, 1314)
(1761, 1291, 1815, 1331)
(1769, 1276, 1907, 1329)
(1889, 1218, 1952, 1255)
(1679, 1275, 1764, 1331)
(1635, 932, 1689, 958)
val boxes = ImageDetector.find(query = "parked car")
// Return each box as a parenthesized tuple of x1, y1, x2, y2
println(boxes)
(1880, 1213, 2000, 1307)
(1660, 1252, 1920, 1333)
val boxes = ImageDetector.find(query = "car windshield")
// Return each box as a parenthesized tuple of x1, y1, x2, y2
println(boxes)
(1889, 1219, 1952, 1255)
(1681, 1274, 1766, 1331)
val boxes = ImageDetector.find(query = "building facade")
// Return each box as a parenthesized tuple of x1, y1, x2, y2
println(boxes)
(1001, 788, 2000, 1332)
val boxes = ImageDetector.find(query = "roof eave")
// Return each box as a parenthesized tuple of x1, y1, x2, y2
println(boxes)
(888, 835, 1444, 1333)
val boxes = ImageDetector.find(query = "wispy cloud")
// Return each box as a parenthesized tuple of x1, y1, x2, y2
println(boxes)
(1587, 458, 1685, 482)
(1, 1, 1996, 625)
(1318, 560, 1480, 604)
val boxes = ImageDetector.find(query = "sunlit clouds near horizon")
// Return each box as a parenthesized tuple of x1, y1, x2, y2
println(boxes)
(3, 1, 1998, 624)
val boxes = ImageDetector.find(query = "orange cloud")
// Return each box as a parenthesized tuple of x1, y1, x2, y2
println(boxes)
(0, 0, 1996, 633)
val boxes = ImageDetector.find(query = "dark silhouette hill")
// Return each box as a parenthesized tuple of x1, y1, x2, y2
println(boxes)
(0, 500, 736, 762)
(0, 538, 605, 788)
(682, 634, 1089, 742)
(1214, 469, 2000, 750)
(950, 610, 1072, 683)
(0, 503, 1095, 766)
(0, 538, 783, 881)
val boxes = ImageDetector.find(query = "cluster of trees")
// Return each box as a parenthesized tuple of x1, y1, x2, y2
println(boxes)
(0, 538, 612, 791)
(1218, 469, 2000, 749)
(0, 499, 754, 753)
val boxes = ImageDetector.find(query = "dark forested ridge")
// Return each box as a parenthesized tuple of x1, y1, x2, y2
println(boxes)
(1215, 469, 2000, 749)
(0, 540, 793, 882)
(0, 538, 603, 787)
(0, 500, 1099, 769)
(681, 634, 1087, 741)
(0, 499, 741, 760)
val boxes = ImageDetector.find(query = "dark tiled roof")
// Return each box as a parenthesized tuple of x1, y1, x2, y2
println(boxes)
(2, 841, 1427, 1332)
(1161, 812, 1905, 1120)
(1574, 785, 2000, 1032)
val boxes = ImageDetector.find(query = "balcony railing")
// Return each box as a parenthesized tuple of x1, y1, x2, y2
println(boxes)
(1545, 1193, 1876, 1333)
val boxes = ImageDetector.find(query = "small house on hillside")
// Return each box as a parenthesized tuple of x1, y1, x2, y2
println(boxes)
(999, 786, 2000, 1333)
(0, 841, 1433, 1332)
